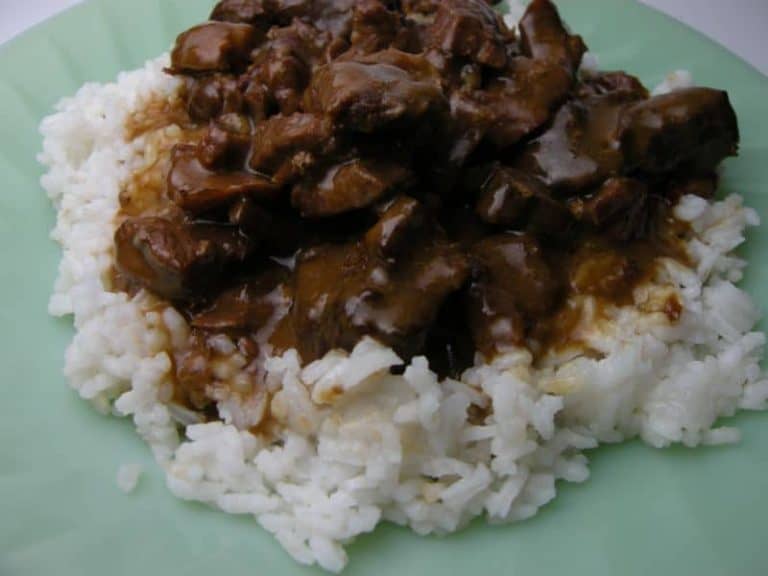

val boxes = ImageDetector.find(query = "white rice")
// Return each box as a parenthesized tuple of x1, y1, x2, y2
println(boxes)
(117, 463, 143, 493)
(40, 55, 768, 573)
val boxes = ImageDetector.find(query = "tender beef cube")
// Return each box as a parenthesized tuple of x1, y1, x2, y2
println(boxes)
(569, 177, 649, 241)
(185, 75, 243, 122)
(114, 217, 252, 300)
(515, 93, 636, 194)
(241, 80, 272, 122)
(307, 51, 445, 133)
(344, 243, 469, 356)
(229, 196, 305, 253)
(268, 0, 356, 36)
(468, 234, 562, 356)
(578, 71, 649, 100)
(620, 87, 739, 174)
(191, 271, 292, 332)
(244, 21, 330, 116)
(473, 165, 573, 236)
(169, 144, 280, 214)
(427, 0, 510, 69)
(292, 158, 412, 217)
(346, 0, 420, 55)
(364, 196, 425, 257)
(348, 0, 401, 54)
(451, 56, 572, 150)
(199, 113, 253, 168)
(290, 243, 362, 360)
(292, 236, 468, 361)
(211, 0, 268, 24)
(248, 113, 335, 183)
(170, 22, 257, 74)
(518, 0, 586, 74)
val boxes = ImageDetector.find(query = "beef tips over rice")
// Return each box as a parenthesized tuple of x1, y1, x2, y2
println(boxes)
(40, 0, 768, 572)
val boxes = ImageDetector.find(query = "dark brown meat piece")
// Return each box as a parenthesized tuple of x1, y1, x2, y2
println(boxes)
(248, 113, 335, 183)
(292, 213, 468, 361)
(348, 0, 402, 55)
(468, 234, 563, 356)
(185, 75, 243, 122)
(198, 113, 253, 168)
(473, 165, 573, 237)
(228, 196, 304, 253)
(364, 196, 425, 258)
(211, 0, 268, 24)
(427, 0, 510, 69)
(114, 217, 252, 300)
(450, 56, 572, 151)
(518, 0, 586, 74)
(620, 87, 739, 174)
(569, 177, 649, 241)
(292, 158, 412, 217)
(243, 20, 331, 116)
(170, 22, 257, 74)
(168, 144, 280, 214)
(577, 71, 649, 100)
(266, 0, 357, 36)
(191, 270, 292, 334)
(307, 51, 445, 133)
(514, 90, 642, 194)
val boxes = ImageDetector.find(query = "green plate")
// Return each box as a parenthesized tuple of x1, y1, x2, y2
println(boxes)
(1, 1, 767, 574)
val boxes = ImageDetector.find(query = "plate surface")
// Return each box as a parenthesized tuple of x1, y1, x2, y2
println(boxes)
(1, 1, 767, 574)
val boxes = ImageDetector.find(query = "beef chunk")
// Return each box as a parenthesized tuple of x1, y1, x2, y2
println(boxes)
(191, 270, 292, 332)
(348, 0, 402, 55)
(364, 196, 426, 258)
(569, 177, 649, 241)
(427, 0, 510, 69)
(198, 113, 253, 168)
(114, 217, 252, 300)
(244, 20, 330, 116)
(185, 75, 243, 122)
(211, 0, 268, 24)
(450, 56, 572, 150)
(468, 234, 562, 355)
(473, 165, 573, 236)
(170, 22, 257, 73)
(620, 87, 739, 174)
(514, 92, 639, 194)
(577, 71, 649, 100)
(518, 0, 586, 74)
(169, 144, 280, 214)
(248, 113, 335, 183)
(267, 0, 357, 36)
(307, 51, 445, 133)
(292, 225, 468, 361)
(292, 158, 412, 217)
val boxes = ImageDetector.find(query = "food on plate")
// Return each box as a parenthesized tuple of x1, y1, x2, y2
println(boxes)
(40, 0, 768, 572)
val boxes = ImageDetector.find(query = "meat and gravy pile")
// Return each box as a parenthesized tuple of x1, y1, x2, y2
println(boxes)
(114, 0, 739, 415)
